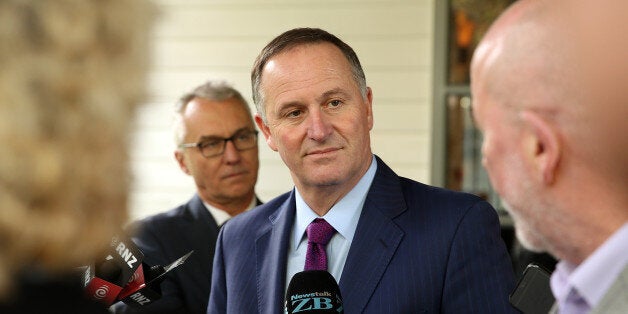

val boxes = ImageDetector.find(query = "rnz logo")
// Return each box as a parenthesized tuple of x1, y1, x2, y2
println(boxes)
(93, 285, 109, 299)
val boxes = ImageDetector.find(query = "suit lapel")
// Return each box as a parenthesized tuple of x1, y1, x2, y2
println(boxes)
(187, 194, 218, 221)
(187, 194, 221, 243)
(339, 157, 406, 312)
(255, 191, 296, 313)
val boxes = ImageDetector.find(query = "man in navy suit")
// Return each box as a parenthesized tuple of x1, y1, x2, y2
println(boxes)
(114, 81, 261, 314)
(208, 28, 516, 313)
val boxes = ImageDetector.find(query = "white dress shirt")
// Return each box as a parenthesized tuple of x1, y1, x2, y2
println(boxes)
(203, 195, 257, 226)
(550, 223, 628, 313)
(285, 156, 377, 293)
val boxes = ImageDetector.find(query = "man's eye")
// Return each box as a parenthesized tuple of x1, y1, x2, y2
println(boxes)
(286, 110, 302, 118)
(200, 140, 221, 149)
(328, 100, 342, 108)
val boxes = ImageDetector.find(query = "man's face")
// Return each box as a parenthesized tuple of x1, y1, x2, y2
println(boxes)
(255, 43, 374, 192)
(175, 97, 259, 207)
(471, 76, 547, 252)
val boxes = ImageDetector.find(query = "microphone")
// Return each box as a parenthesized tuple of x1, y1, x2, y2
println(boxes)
(509, 263, 554, 313)
(285, 270, 344, 313)
(116, 250, 194, 307)
(82, 233, 193, 308)
(83, 235, 144, 305)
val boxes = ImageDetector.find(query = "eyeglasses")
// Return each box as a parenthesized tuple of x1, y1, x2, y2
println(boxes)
(179, 130, 258, 158)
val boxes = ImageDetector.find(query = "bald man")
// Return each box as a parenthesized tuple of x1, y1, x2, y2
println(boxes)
(471, 0, 628, 313)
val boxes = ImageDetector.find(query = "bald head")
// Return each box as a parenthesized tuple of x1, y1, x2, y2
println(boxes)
(472, 0, 579, 113)
(471, 0, 628, 186)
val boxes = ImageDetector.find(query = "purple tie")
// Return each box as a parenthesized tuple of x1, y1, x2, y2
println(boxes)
(304, 218, 336, 271)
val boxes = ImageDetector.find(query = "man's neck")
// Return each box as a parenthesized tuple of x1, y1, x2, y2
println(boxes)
(295, 156, 374, 216)
(550, 206, 627, 265)
(546, 172, 628, 265)
(299, 185, 350, 217)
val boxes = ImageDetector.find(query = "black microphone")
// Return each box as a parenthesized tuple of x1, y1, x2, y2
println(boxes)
(509, 263, 555, 313)
(285, 270, 344, 313)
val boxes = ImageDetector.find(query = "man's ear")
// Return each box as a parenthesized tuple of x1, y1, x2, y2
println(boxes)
(520, 110, 561, 184)
(255, 113, 278, 151)
(364, 87, 374, 130)
(174, 150, 191, 175)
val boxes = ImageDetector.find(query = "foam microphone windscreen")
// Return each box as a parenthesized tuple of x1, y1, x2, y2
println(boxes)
(285, 270, 344, 313)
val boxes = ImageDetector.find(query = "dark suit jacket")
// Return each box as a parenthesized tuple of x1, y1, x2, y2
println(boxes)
(114, 195, 261, 314)
(208, 156, 517, 313)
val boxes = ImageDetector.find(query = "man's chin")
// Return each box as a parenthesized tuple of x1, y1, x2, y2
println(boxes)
(501, 199, 547, 253)
(515, 227, 547, 253)
(217, 184, 254, 198)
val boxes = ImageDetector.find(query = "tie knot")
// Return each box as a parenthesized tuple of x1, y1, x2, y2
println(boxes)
(306, 218, 335, 245)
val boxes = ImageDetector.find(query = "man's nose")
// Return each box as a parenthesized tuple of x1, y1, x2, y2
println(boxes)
(307, 110, 332, 142)
(222, 140, 242, 163)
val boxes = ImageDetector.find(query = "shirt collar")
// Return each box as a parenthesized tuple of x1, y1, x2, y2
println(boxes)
(551, 222, 628, 308)
(203, 195, 257, 226)
(292, 156, 377, 250)
(572, 222, 628, 306)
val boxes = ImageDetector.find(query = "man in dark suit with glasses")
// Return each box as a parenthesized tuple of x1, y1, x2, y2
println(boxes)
(114, 80, 261, 314)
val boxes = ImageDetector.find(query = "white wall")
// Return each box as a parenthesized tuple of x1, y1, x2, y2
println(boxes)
(129, 0, 435, 220)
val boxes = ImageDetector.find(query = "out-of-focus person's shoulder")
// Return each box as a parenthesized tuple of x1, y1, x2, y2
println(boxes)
(136, 202, 191, 226)
(130, 195, 207, 232)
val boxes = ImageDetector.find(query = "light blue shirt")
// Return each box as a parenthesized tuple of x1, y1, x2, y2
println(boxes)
(550, 222, 628, 313)
(285, 156, 377, 293)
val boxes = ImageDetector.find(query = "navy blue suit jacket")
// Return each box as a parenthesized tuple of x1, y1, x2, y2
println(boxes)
(115, 195, 263, 314)
(208, 157, 517, 313)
